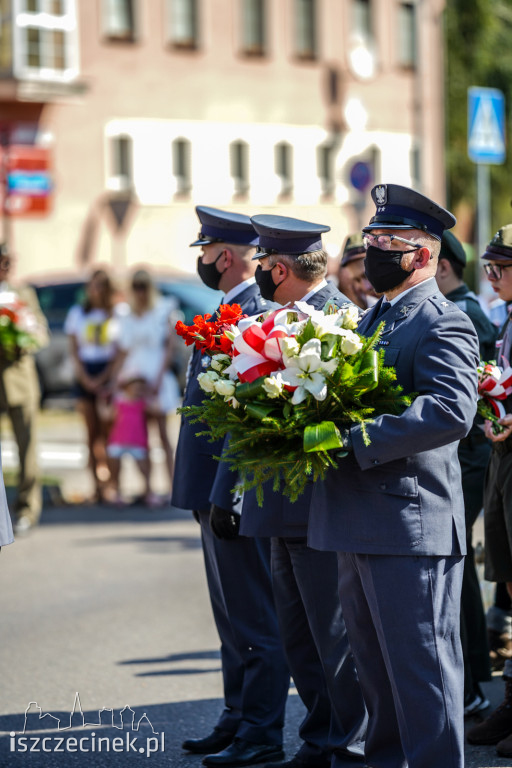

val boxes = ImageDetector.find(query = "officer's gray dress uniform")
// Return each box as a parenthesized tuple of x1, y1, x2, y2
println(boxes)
(0, 455, 14, 547)
(309, 185, 480, 768)
(171, 208, 289, 750)
(213, 215, 367, 766)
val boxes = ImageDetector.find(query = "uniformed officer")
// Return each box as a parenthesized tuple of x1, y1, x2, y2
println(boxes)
(171, 207, 290, 768)
(212, 214, 367, 768)
(0, 243, 49, 535)
(435, 230, 495, 716)
(309, 184, 480, 768)
(337, 233, 376, 310)
(0, 454, 14, 550)
(466, 224, 512, 758)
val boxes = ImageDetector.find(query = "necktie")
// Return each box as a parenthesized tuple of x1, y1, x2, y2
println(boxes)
(375, 300, 392, 322)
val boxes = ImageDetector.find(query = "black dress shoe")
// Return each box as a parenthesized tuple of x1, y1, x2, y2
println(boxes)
(202, 737, 285, 766)
(182, 727, 234, 754)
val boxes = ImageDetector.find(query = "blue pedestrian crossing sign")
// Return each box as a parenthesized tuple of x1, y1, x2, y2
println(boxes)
(468, 87, 506, 164)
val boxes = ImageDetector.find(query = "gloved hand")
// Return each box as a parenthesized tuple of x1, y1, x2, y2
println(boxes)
(210, 504, 240, 540)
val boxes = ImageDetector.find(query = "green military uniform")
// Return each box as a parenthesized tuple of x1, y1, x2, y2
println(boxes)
(0, 283, 49, 529)
(440, 232, 497, 703)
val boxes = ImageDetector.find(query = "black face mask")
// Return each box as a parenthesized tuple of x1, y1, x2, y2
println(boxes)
(364, 245, 416, 294)
(197, 251, 225, 290)
(255, 264, 279, 301)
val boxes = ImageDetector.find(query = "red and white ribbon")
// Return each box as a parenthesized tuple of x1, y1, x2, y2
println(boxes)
(229, 308, 305, 384)
(478, 366, 512, 418)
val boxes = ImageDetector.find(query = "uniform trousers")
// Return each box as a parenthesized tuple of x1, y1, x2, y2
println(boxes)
(458, 438, 492, 693)
(484, 445, 512, 582)
(0, 401, 41, 525)
(198, 509, 289, 745)
(337, 552, 464, 768)
(271, 537, 366, 762)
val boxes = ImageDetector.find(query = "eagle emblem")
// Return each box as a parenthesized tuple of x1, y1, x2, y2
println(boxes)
(375, 185, 387, 205)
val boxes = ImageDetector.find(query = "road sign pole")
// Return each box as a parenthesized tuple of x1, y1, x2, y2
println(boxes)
(476, 163, 490, 259)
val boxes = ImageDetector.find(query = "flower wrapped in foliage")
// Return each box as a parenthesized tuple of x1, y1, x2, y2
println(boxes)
(477, 361, 512, 434)
(177, 301, 414, 505)
(0, 296, 44, 362)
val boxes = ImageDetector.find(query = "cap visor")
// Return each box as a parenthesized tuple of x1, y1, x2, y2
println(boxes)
(251, 252, 265, 260)
(189, 237, 214, 247)
(362, 222, 415, 232)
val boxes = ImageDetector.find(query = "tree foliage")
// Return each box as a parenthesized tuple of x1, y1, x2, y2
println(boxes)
(445, 0, 512, 233)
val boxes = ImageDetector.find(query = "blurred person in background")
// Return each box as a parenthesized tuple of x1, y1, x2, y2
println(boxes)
(337, 234, 377, 310)
(0, 243, 49, 535)
(64, 268, 119, 503)
(110, 269, 179, 504)
(105, 375, 152, 507)
(467, 224, 512, 758)
(435, 230, 496, 717)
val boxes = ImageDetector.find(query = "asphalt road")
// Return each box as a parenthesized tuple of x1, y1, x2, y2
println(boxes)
(0, 409, 510, 767)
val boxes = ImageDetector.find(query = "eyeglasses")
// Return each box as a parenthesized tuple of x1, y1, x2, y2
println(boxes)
(362, 233, 421, 251)
(483, 263, 512, 280)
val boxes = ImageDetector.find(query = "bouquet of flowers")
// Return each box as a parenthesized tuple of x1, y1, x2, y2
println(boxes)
(477, 361, 512, 434)
(176, 301, 414, 504)
(0, 294, 43, 362)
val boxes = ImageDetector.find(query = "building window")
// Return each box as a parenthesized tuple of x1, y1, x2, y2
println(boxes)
(103, 0, 136, 42)
(275, 142, 293, 197)
(398, 2, 416, 68)
(230, 140, 249, 196)
(168, 0, 198, 49)
(295, 0, 316, 59)
(110, 134, 133, 190)
(13, 0, 78, 79)
(241, 0, 265, 57)
(352, 0, 372, 42)
(172, 137, 191, 194)
(317, 143, 335, 196)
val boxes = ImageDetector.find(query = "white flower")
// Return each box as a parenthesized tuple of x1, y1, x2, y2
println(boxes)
(197, 370, 219, 393)
(262, 373, 285, 398)
(280, 338, 333, 404)
(338, 304, 360, 330)
(215, 378, 236, 397)
(211, 354, 232, 372)
(280, 336, 300, 358)
(339, 329, 363, 356)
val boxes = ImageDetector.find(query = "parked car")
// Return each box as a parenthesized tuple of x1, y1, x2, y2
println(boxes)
(28, 274, 221, 405)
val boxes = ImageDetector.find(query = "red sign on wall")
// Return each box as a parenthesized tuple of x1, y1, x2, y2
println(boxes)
(0, 145, 53, 217)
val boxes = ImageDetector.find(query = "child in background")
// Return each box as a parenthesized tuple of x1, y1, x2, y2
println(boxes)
(106, 376, 159, 507)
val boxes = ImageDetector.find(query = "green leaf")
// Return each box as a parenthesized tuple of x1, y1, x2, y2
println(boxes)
(236, 378, 266, 400)
(245, 403, 276, 420)
(303, 421, 344, 453)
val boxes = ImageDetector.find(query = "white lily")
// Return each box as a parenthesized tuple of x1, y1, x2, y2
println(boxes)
(280, 338, 336, 404)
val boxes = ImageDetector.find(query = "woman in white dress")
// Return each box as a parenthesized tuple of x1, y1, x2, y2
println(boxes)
(112, 269, 180, 503)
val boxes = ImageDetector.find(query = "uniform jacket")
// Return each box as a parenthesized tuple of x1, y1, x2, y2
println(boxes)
(236, 281, 354, 538)
(171, 282, 271, 512)
(308, 278, 480, 556)
(0, 284, 49, 409)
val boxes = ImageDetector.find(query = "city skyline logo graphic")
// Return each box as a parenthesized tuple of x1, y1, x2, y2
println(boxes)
(20, 692, 159, 734)
(10, 693, 165, 757)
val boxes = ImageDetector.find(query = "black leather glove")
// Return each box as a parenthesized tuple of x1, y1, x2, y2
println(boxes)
(210, 504, 240, 540)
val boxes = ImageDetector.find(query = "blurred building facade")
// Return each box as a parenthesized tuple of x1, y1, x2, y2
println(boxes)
(0, 0, 447, 279)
